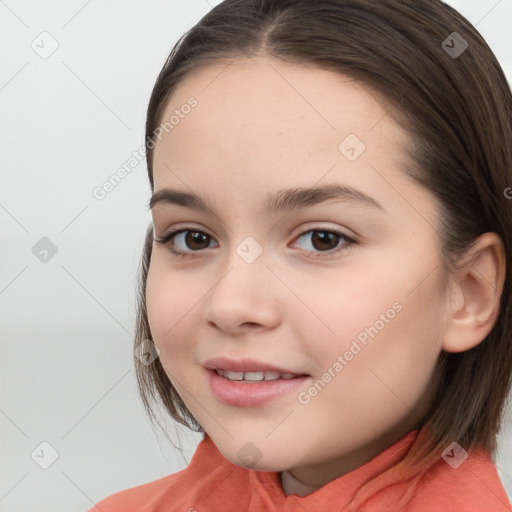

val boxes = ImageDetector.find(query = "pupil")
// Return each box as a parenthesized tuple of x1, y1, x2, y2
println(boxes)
(312, 231, 337, 251)
(186, 231, 209, 250)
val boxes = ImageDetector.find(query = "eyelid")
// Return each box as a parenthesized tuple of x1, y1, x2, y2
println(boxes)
(155, 222, 358, 259)
(159, 223, 216, 242)
(293, 221, 357, 240)
(158, 221, 355, 240)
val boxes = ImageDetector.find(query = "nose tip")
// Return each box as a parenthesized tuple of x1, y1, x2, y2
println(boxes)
(202, 262, 281, 334)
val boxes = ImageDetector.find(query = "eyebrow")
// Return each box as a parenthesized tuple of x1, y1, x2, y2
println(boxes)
(149, 183, 385, 215)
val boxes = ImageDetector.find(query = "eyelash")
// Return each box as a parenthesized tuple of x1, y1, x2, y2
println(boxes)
(154, 226, 357, 259)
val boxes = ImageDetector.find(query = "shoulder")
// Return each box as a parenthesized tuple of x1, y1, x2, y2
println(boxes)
(88, 434, 236, 512)
(404, 445, 512, 512)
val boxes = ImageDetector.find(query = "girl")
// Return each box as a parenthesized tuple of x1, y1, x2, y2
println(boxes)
(90, 0, 512, 510)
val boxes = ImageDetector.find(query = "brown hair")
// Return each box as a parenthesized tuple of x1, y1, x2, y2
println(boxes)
(134, 0, 512, 507)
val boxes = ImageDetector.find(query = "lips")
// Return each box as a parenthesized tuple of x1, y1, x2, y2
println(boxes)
(203, 356, 307, 376)
(203, 357, 310, 406)
(206, 367, 310, 407)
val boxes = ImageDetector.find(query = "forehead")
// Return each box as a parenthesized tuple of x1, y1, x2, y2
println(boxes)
(158, 57, 395, 140)
(150, 57, 428, 223)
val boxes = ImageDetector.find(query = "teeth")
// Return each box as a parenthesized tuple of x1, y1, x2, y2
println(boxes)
(215, 369, 298, 381)
(244, 371, 264, 381)
(262, 371, 280, 381)
(223, 370, 244, 381)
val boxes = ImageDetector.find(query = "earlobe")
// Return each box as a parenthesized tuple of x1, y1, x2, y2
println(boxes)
(442, 232, 506, 353)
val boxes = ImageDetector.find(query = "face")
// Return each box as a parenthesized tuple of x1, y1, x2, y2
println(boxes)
(146, 56, 450, 484)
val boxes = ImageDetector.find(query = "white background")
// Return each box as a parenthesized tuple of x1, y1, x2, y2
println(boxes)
(1, 1, 512, 510)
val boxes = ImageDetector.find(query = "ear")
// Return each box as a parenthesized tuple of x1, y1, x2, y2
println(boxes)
(442, 232, 506, 353)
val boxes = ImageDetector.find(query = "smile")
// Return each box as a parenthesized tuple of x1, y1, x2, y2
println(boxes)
(207, 368, 310, 407)
(214, 368, 301, 381)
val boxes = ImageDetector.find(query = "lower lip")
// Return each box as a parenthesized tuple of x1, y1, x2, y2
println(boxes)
(207, 369, 309, 407)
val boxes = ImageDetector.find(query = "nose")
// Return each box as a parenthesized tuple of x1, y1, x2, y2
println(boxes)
(202, 244, 281, 334)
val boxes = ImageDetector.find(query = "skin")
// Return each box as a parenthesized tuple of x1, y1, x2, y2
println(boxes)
(146, 56, 506, 496)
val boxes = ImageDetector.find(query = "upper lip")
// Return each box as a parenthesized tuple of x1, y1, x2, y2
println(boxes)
(203, 357, 307, 375)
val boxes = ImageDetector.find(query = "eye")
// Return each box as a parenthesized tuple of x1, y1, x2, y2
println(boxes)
(291, 228, 356, 257)
(154, 228, 217, 257)
(154, 226, 357, 259)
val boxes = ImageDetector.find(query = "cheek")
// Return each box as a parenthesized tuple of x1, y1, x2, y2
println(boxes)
(294, 261, 444, 390)
(334, 279, 443, 410)
(293, 282, 443, 445)
(287, 267, 399, 366)
(145, 259, 198, 357)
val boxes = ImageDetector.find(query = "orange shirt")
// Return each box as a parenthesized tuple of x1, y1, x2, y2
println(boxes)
(89, 429, 512, 511)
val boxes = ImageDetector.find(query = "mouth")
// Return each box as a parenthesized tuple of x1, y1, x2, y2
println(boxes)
(213, 368, 307, 382)
(203, 357, 310, 406)
(203, 356, 308, 378)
